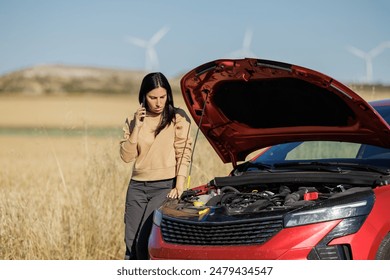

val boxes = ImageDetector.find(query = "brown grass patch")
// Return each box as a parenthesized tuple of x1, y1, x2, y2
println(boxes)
(0, 135, 130, 259)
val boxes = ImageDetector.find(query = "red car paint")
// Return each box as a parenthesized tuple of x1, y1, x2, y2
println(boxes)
(149, 59, 390, 260)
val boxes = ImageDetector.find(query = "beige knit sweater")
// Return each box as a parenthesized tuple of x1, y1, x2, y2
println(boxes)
(120, 108, 192, 181)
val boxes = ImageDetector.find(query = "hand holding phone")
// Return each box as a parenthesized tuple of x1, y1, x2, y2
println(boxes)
(140, 95, 146, 122)
(134, 102, 146, 128)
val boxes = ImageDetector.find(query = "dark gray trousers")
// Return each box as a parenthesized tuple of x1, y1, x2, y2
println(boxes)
(124, 178, 174, 260)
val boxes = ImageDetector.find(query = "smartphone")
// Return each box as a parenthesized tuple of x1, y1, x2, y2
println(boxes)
(140, 95, 146, 122)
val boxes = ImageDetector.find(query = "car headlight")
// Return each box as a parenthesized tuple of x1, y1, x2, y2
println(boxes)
(153, 209, 163, 227)
(284, 191, 374, 227)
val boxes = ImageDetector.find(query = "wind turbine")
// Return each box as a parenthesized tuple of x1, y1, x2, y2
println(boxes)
(126, 26, 170, 71)
(229, 28, 256, 58)
(346, 41, 390, 83)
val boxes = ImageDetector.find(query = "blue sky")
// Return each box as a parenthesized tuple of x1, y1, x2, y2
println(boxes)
(1, 0, 390, 84)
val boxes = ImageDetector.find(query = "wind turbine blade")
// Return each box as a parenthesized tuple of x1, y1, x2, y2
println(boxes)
(369, 41, 390, 57)
(346, 45, 366, 59)
(149, 26, 170, 46)
(346, 45, 369, 82)
(126, 36, 147, 48)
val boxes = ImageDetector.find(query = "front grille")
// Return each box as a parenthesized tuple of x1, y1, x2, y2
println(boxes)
(161, 217, 283, 245)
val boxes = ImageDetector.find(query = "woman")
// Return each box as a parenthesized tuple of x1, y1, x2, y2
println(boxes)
(119, 72, 192, 260)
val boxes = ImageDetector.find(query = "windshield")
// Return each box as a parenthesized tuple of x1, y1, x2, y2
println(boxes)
(256, 141, 390, 162)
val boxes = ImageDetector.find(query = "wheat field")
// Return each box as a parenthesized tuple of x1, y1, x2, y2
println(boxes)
(0, 88, 389, 259)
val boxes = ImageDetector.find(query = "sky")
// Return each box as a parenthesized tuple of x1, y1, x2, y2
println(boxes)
(1, 0, 390, 84)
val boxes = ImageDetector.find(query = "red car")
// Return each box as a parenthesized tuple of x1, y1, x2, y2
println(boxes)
(148, 58, 390, 260)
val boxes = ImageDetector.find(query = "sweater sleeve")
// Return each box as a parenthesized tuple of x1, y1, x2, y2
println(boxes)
(174, 109, 193, 177)
(119, 118, 138, 163)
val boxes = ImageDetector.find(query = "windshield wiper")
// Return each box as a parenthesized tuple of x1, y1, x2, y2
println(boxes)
(274, 161, 390, 175)
(273, 161, 344, 173)
(328, 162, 390, 175)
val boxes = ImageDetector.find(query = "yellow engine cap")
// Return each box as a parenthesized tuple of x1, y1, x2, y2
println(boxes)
(193, 201, 204, 207)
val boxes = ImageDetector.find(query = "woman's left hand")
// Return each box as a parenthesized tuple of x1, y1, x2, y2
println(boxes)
(167, 187, 183, 199)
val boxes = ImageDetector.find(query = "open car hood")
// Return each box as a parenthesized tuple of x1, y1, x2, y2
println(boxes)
(180, 58, 390, 165)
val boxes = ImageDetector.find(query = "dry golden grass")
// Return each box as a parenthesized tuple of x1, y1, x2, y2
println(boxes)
(0, 87, 389, 259)
(0, 94, 230, 259)
(0, 134, 229, 260)
(349, 86, 390, 102)
(0, 135, 128, 259)
(0, 94, 135, 128)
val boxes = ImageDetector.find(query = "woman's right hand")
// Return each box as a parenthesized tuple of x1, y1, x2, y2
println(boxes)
(134, 104, 146, 127)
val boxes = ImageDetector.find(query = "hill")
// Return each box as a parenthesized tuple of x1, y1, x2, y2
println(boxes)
(0, 65, 150, 95)
(0, 64, 388, 98)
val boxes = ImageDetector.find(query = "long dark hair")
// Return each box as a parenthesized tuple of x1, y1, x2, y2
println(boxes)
(138, 72, 175, 136)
